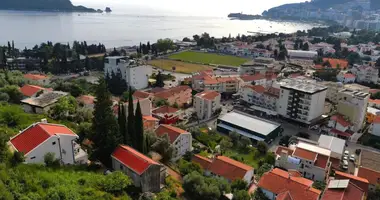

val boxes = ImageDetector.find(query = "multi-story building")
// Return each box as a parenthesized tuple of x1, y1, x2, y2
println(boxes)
(327, 114, 355, 140)
(153, 86, 192, 107)
(9, 121, 88, 164)
(241, 85, 279, 114)
(258, 168, 321, 200)
(275, 142, 332, 182)
(111, 145, 165, 193)
(337, 89, 369, 132)
(104, 56, 152, 90)
(203, 77, 240, 94)
(322, 82, 344, 104)
(336, 72, 356, 83)
(238, 57, 276, 75)
(277, 78, 327, 124)
(350, 64, 379, 84)
(194, 91, 221, 120)
(155, 125, 192, 161)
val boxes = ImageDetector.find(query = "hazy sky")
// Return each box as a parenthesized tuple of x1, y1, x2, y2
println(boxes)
(71, 0, 309, 16)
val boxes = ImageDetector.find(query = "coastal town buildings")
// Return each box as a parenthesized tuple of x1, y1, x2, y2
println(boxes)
(21, 91, 68, 114)
(240, 85, 279, 114)
(23, 73, 50, 85)
(287, 50, 318, 60)
(19, 84, 52, 98)
(104, 56, 152, 90)
(336, 72, 356, 83)
(192, 154, 254, 183)
(327, 114, 355, 140)
(9, 121, 88, 164)
(257, 168, 321, 200)
(238, 57, 277, 75)
(111, 145, 165, 193)
(334, 171, 369, 195)
(350, 64, 379, 84)
(320, 179, 365, 200)
(155, 125, 192, 161)
(153, 86, 192, 107)
(194, 90, 221, 120)
(357, 150, 380, 191)
(277, 77, 327, 124)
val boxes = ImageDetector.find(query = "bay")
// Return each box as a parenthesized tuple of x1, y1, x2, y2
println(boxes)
(0, 10, 318, 48)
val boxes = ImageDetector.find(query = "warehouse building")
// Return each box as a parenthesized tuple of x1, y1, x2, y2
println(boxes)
(217, 111, 282, 143)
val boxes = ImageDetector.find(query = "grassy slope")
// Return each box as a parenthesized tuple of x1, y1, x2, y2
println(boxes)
(168, 51, 249, 67)
(148, 59, 213, 74)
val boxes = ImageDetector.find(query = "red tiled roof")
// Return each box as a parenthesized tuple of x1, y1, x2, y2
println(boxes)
(152, 105, 179, 114)
(315, 154, 329, 169)
(275, 146, 294, 156)
(155, 124, 188, 143)
(217, 77, 238, 83)
(323, 58, 348, 69)
(293, 148, 317, 161)
(19, 84, 51, 97)
(112, 145, 159, 175)
(369, 89, 380, 94)
(335, 171, 369, 194)
(344, 73, 356, 79)
(154, 86, 191, 99)
(321, 180, 365, 200)
(76, 95, 95, 105)
(143, 115, 159, 121)
(358, 167, 380, 186)
(330, 129, 352, 138)
(370, 99, 380, 104)
(240, 74, 266, 82)
(331, 115, 351, 127)
(288, 170, 302, 177)
(192, 154, 212, 169)
(258, 168, 321, 200)
(243, 85, 266, 93)
(10, 123, 76, 155)
(24, 74, 49, 80)
(209, 156, 253, 181)
(276, 191, 293, 200)
(195, 91, 220, 100)
(133, 90, 151, 100)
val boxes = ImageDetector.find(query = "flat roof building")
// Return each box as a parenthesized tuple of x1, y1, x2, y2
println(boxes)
(217, 111, 281, 143)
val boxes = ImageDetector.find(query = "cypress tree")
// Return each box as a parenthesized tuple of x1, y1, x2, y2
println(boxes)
(90, 78, 121, 167)
(118, 103, 126, 145)
(127, 88, 136, 148)
(135, 101, 144, 153)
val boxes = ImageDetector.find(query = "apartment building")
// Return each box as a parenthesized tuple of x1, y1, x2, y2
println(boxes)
(153, 86, 192, 107)
(336, 72, 356, 83)
(275, 142, 332, 182)
(350, 64, 379, 84)
(277, 78, 327, 124)
(337, 89, 369, 132)
(104, 56, 152, 90)
(322, 82, 344, 104)
(194, 91, 221, 120)
(241, 85, 279, 114)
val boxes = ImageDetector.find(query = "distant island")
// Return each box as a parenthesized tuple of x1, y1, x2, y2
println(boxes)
(105, 7, 112, 13)
(228, 13, 262, 20)
(0, 0, 98, 12)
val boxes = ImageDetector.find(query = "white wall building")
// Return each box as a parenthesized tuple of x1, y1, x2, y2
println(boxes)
(277, 78, 327, 124)
(350, 64, 379, 84)
(104, 56, 152, 90)
(155, 125, 192, 161)
(241, 85, 279, 114)
(337, 72, 356, 84)
(194, 91, 221, 120)
(9, 121, 88, 165)
(322, 82, 344, 104)
(287, 50, 318, 60)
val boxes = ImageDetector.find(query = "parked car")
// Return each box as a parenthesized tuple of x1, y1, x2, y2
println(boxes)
(344, 150, 349, 157)
(350, 154, 355, 162)
(342, 160, 349, 170)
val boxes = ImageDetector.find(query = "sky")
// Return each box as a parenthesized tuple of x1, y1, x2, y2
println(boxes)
(71, 0, 309, 16)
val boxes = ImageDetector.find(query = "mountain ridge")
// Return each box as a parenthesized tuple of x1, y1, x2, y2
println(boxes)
(0, 0, 97, 12)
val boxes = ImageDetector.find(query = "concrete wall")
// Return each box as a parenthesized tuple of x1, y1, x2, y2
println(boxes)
(25, 137, 61, 164)
(172, 133, 192, 161)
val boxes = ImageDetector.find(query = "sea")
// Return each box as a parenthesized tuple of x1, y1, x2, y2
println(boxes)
(0, 10, 319, 49)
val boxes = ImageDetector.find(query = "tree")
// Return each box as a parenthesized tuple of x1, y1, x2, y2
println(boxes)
(151, 133, 174, 163)
(0, 92, 9, 102)
(279, 135, 291, 146)
(232, 190, 250, 200)
(229, 131, 240, 146)
(372, 92, 380, 100)
(44, 152, 60, 167)
(257, 141, 268, 155)
(127, 88, 136, 148)
(274, 49, 278, 58)
(257, 163, 272, 179)
(155, 71, 165, 87)
(118, 103, 128, 145)
(179, 159, 203, 176)
(121, 91, 129, 102)
(312, 181, 326, 191)
(135, 101, 145, 153)
(302, 42, 309, 51)
(182, 37, 191, 42)
(0, 132, 8, 163)
(77, 122, 92, 144)
(0, 85, 23, 103)
(347, 52, 362, 65)
(219, 137, 233, 154)
(49, 96, 78, 120)
(238, 136, 252, 151)
(252, 188, 270, 200)
(231, 179, 248, 191)
(100, 171, 132, 196)
(90, 78, 121, 167)
(11, 151, 24, 166)
(376, 57, 380, 67)
(156, 38, 174, 53)
(368, 184, 380, 200)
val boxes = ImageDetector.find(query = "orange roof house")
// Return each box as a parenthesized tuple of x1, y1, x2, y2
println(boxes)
(111, 145, 163, 192)
(24, 73, 49, 80)
(19, 84, 52, 97)
(321, 179, 365, 200)
(335, 171, 369, 194)
(192, 154, 254, 183)
(322, 58, 349, 69)
(258, 168, 321, 200)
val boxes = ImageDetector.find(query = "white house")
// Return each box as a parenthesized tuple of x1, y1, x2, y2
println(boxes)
(240, 85, 279, 114)
(370, 116, 380, 137)
(9, 121, 88, 164)
(327, 114, 354, 140)
(337, 72, 356, 84)
(350, 64, 379, 84)
(104, 57, 152, 90)
(155, 125, 192, 161)
(194, 90, 221, 120)
(257, 168, 321, 200)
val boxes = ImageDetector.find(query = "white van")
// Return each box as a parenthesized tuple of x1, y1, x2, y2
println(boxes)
(342, 160, 348, 170)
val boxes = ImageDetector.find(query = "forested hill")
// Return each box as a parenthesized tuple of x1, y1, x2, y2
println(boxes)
(0, 0, 97, 12)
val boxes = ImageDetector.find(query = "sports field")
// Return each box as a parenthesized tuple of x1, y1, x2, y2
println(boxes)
(168, 51, 249, 66)
(148, 59, 213, 74)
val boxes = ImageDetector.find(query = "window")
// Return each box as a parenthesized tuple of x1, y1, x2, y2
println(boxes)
(52, 141, 56, 145)
(120, 165, 124, 170)
(31, 156, 36, 159)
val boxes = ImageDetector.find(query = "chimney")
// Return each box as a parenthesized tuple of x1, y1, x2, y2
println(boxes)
(41, 118, 47, 123)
